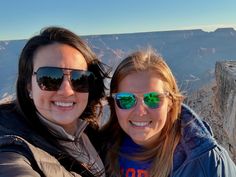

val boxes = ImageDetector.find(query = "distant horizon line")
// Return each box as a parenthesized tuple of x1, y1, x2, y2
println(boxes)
(1, 27, 236, 42)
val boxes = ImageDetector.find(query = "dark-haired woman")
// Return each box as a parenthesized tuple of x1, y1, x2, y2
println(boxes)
(0, 27, 110, 177)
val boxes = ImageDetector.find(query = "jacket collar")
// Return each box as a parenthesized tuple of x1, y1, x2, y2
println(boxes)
(173, 104, 217, 171)
(179, 104, 216, 154)
(37, 112, 88, 141)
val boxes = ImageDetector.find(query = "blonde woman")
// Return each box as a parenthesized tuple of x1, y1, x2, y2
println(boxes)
(100, 48, 236, 177)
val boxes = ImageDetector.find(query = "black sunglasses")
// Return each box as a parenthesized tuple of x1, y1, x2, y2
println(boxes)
(33, 66, 94, 92)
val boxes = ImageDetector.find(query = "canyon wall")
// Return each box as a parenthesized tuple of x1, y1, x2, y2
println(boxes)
(215, 61, 236, 161)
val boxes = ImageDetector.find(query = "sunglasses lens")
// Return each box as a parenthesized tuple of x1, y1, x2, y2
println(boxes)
(35, 67, 93, 92)
(144, 92, 160, 108)
(36, 67, 63, 91)
(71, 71, 93, 92)
(115, 93, 136, 109)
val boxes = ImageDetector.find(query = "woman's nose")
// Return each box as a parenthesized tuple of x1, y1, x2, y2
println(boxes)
(133, 98, 147, 116)
(57, 76, 74, 96)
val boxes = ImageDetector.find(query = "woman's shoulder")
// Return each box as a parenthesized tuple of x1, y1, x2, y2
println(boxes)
(0, 103, 63, 163)
(0, 135, 40, 174)
(197, 145, 236, 176)
(0, 102, 23, 121)
(173, 144, 236, 177)
(174, 104, 236, 176)
(0, 102, 31, 137)
(0, 151, 42, 176)
(0, 135, 82, 177)
(0, 135, 43, 158)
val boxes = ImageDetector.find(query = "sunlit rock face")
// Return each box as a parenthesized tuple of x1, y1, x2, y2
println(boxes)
(215, 61, 236, 161)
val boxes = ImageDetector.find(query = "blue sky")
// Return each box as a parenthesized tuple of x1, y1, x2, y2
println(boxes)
(0, 0, 236, 40)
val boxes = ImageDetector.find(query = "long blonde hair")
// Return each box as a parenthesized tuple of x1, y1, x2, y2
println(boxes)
(102, 48, 184, 177)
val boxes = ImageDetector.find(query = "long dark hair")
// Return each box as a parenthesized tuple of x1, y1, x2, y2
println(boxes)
(16, 26, 111, 143)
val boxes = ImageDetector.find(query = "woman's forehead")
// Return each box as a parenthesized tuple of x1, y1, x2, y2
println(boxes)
(117, 71, 165, 93)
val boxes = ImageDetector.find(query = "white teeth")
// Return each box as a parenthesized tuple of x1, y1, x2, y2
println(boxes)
(54, 102, 73, 107)
(130, 121, 150, 127)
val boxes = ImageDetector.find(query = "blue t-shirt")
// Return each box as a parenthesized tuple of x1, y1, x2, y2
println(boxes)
(119, 136, 152, 177)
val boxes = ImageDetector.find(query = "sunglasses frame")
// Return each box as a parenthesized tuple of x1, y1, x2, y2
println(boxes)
(112, 91, 169, 110)
(33, 66, 94, 92)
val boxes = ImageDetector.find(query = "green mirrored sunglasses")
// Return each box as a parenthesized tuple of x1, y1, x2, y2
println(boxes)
(112, 92, 169, 110)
